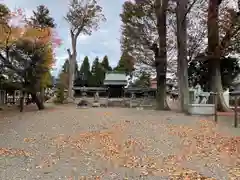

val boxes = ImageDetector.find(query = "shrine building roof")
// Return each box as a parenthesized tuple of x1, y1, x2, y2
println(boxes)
(104, 73, 127, 86)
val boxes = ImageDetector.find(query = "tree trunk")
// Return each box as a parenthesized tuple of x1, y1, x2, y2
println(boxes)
(67, 37, 77, 101)
(155, 64, 167, 110)
(209, 59, 231, 111)
(31, 93, 44, 110)
(155, 0, 169, 110)
(19, 91, 25, 112)
(176, 0, 189, 113)
(208, 0, 232, 112)
(40, 87, 45, 103)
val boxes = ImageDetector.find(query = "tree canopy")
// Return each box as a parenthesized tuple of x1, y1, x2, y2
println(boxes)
(0, 3, 61, 110)
(114, 51, 135, 76)
(72, 55, 115, 87)
(90, 57, 105, 86)
(188, 56, 240, 91)
(65, 0, 106, 99)
(101, 55, 112, 72)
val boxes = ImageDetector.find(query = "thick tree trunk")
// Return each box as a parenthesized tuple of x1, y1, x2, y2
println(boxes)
(155, 0, 169, 110)
(208, 0, 232, 112)
(209, 60, 232, 111)
(176, 0, 189, 113)
(156, 64, 168, 110)
(31, 93, 44, 110)
(67, 37, 77, 101)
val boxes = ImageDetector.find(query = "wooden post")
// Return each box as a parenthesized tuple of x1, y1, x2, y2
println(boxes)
(214, 93, 218, 123)
(234, 96, 238, 128)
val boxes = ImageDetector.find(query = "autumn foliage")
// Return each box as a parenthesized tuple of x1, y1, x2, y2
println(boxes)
(0, 4, 62, 110)
(0, 5, 61, 68)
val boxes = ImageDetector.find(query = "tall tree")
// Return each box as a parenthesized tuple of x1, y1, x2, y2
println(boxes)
(80, 56, 90, 75)
(0, 4, 60, 111)
(154, 0, 169, 110)
(91, 57, 104, 86)
(123, 0, 169, 110)
(62, 59, 78, 74)
(101, 55, 112, 72)
(62, 59, 79, 86)
(79, 56, 91, 86)
(114, 51, 134, 76)
(30, 5, 56, 103)
(176, 0, 189, 113)
(65, 0, 106, 101)
(9, 40, 51, 110)
(30, 5, 55, 28)
(207, 0, 240, 111)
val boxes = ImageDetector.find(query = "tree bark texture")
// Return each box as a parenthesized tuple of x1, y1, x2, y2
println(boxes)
(176, 0, 189, 113)
(19, 91, 25, 112)
(67, 37, 77, 100)
(208, 0, 231, 111)
(155, 0, 169, 110)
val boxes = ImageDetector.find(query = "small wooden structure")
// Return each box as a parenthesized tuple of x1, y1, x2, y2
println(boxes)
(124, 87, 156, 108)
(104, 73, 127, 98)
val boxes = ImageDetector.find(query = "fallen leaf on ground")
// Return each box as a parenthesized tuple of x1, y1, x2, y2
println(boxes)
(0, 148, 31, 157)
(24, 137, 36, 143)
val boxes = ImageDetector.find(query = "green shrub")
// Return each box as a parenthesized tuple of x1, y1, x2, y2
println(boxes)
(54, 85, 65, 104)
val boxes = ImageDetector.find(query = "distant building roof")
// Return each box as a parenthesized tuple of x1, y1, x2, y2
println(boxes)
(105, 73, 127, 81)
(104, 73, 127, 86)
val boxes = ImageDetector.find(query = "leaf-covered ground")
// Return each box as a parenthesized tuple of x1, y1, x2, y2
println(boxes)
(0, 105, 239, 179)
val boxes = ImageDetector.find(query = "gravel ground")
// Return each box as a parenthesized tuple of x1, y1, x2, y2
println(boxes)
(0, 104, 239, 180)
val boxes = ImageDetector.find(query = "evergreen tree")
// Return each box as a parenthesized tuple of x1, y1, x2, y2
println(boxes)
(62, 59, 70, 73)
(29, 5, 56, 105)
(80, 56, 91, 79)
(79, 56, 91, 86)
(114, 51, 134, 76)
(62, 59, 78, 76)
(91, 57, 105, 86)
(101, 55, 112, 72)
(54, 64, 69, 104)
(30, 5, 55, 28)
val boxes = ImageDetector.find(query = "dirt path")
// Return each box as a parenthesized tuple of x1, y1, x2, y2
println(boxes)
(0, 105, 239, 179)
